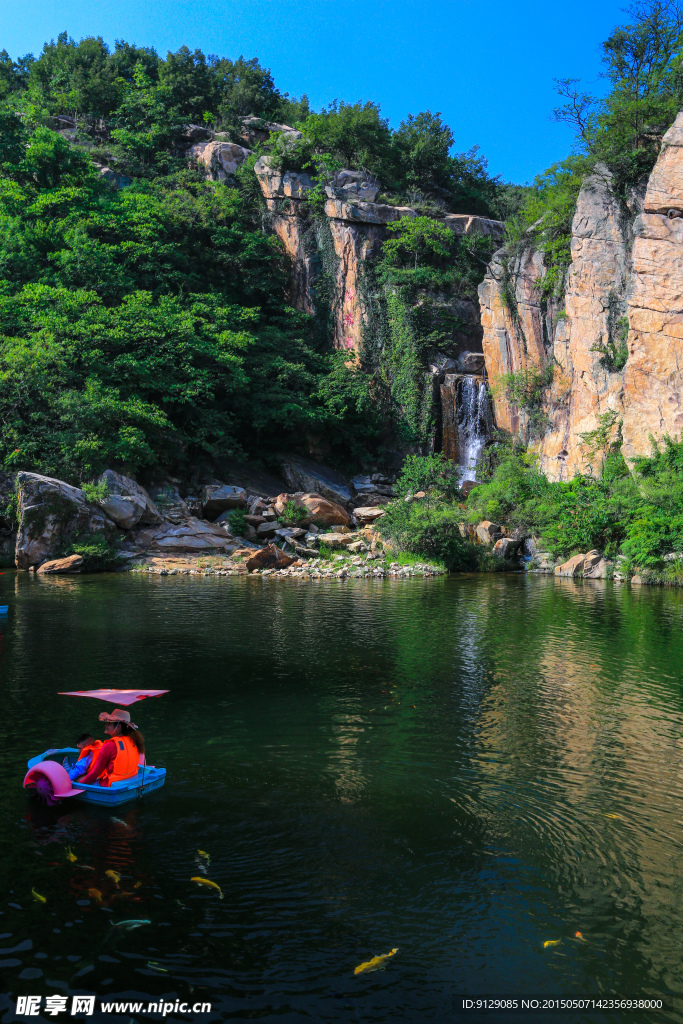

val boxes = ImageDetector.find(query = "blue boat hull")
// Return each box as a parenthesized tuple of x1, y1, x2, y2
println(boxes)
(26, 749, 166, 805)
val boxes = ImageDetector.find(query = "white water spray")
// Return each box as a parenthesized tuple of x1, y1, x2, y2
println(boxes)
(440, 373, 491, 484)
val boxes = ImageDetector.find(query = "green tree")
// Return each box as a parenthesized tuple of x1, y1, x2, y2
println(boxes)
(159, 46, 217, 123)
(393, 110, 454, 197)
(553, 0, 683, 188)
(28, 32, 120, 119)
(213, 56, 281, 124)
(300, 100, 392, 177)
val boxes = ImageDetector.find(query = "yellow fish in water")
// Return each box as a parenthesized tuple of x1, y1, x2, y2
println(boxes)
(105, 870, 121, 888)
(133, 881, 143, 890)
(605, 813, 624, 820)
(191, 876, 223, 899)
(32, 889, 47, 903)
(66, 846, 77, 863)
(197, 850, 211, 863)
(354, 948, 398, 974)
(88, 888, 103, 902)
(543, 940, 561, 948)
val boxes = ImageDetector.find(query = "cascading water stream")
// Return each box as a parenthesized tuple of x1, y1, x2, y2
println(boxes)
(440, 373, 491, 484)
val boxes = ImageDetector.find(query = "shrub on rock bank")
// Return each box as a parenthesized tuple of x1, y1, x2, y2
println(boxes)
(464, 436, 683, 579)
(377, 438, 683, 583)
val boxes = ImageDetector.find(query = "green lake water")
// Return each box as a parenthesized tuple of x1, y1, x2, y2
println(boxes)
(0, 571, 681, 1023)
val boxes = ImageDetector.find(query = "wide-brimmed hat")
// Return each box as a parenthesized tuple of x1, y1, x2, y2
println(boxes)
(99, 708, 138, 730)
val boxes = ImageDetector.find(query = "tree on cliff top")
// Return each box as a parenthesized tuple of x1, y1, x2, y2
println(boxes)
(553, 0, 683, 188)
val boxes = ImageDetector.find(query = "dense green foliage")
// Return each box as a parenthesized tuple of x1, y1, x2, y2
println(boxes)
(465, 434, 683, 572)
(0, 49, 394, 480)
(378, 438, 683, 581)
(377, 454, 477, 570)
(0, 30, 511, 482)
(0, 123, 366, 480)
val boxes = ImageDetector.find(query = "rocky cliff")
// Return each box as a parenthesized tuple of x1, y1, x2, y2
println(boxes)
(623, 114, 683, 465)
(191, 143, 503, 358)
(478, 112, 683, 478)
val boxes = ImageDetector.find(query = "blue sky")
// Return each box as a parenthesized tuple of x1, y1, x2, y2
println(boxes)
(1, 0, 628, 183)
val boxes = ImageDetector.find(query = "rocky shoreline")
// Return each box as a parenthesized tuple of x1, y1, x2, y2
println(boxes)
(0, 458, 444, 581)
(130, 554, 446, 580)
(3, 465, 676, 586)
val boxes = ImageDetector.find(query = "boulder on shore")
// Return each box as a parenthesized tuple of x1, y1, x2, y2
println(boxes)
(201, 484, 248, 520)
(493, 537, 520, 559)
(15, 472, 117, 570)
(99, 470, 162, 527)
(246, 544, 295, 572)
(321, 532, 355, 549)
(555, 550, 602, 577)
(353, 506, 386, 525)
(280, 456, 353, 507)
(97, 492, 147, 530)
(272, 492, 351, 528)
(37, 554, 84, 574)
(300, 494, 351, 527)
(476, 521, 502, 545)
(583, 555, 610, 579)
(130, 518, 236, 554)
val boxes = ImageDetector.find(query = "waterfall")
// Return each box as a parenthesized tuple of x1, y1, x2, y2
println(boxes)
(440, 374, 490, 483)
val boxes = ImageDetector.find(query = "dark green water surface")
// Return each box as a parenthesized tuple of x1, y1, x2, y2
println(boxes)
(0, 572, 681, 1023)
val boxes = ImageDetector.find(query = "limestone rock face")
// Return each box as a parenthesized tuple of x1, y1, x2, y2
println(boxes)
(253, 155, 502, 355)
(189, 140, 252, 180)
(623, 112, 683, 463)
(254, 157, 313, 201)
(323, 199, 415, 225)
(253, 157, 317, 315)
(479, 165, 635, 479)
(538, 165, 632, 479)
(15, 472, 115, 570)
(478, 245, 552, 438)
(479, 118, 683, 476)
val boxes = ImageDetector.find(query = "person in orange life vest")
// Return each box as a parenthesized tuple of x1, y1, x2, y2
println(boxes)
(79, 708, 145, 787)
(63, 733, 102, 781)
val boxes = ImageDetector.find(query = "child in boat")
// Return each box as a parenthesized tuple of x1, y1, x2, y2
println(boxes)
(63, 733, 101, 781)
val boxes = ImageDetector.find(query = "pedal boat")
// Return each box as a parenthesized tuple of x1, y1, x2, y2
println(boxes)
(23, 688, 168, 806)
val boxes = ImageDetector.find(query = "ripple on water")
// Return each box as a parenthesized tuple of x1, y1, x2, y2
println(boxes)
(0, 572, 682, 1017)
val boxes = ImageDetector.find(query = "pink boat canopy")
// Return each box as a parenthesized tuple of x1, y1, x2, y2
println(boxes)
(58, 689, 169, 706)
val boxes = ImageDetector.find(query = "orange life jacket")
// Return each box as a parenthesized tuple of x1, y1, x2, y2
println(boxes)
(99, 735, 140, 787)
(78, 740, 102, 768)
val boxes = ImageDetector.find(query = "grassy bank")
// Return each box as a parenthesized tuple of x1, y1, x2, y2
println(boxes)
(377, 442, 683, 584)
